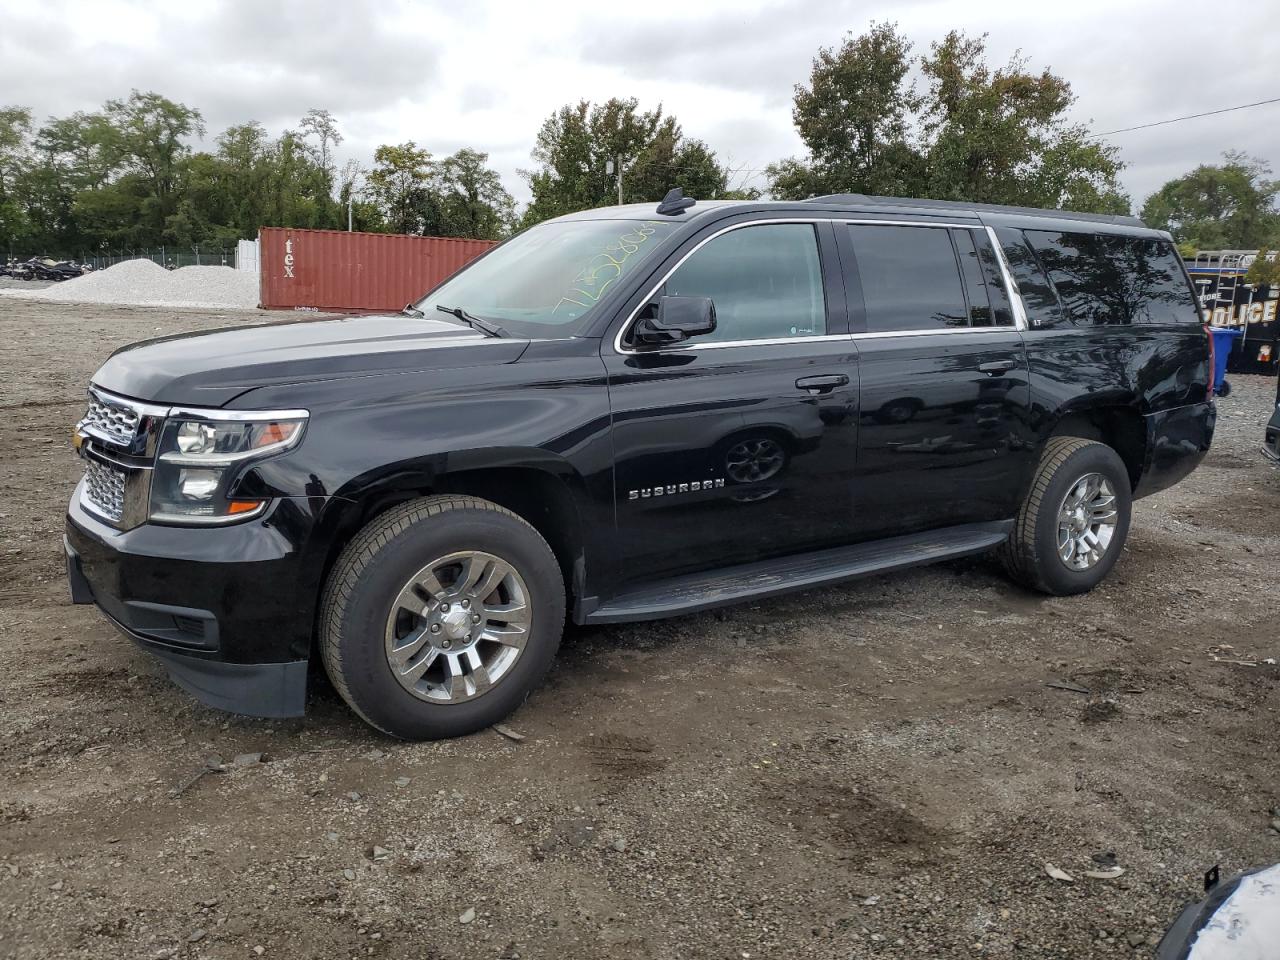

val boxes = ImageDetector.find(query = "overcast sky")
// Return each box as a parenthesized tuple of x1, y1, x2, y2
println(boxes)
(3, 0, 1277, 213)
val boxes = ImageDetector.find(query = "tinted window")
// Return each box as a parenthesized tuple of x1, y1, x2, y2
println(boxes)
(1025, 231, 1200, 326)
(996, 228, 1065, 328)
(847, 225, 968, 332)
(953, 229, 993, 327)
(664, 224, 825, 342)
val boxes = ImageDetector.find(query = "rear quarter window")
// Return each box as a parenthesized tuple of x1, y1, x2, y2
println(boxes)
(1024, 230, 1200, 326)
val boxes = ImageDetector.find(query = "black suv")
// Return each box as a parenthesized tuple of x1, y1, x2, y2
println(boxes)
(65, 194, 1215, 739)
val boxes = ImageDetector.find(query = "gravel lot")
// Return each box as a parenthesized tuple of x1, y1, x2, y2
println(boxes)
(1, 299, 1277, 960)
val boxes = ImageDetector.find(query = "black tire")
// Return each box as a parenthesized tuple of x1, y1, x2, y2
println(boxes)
(1000, 436, 1132, 596)
(320, 495, 565, 740)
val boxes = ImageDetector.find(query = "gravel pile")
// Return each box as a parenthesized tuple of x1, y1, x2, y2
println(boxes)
(0, 258, 258, 310)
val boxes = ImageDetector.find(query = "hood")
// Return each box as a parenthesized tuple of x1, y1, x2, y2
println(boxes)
(92, 314, 530, 406)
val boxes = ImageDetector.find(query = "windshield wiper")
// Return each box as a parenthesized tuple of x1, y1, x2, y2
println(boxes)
(400, 302, 425, 318)
(436, 304, 507, 338)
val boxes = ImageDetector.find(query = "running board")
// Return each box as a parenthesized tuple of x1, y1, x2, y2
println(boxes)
(585, 521, 1013, 624)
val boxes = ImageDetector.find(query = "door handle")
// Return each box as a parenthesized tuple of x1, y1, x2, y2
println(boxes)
(978, 359, 1017, 375)
(795, 374, 849, 394)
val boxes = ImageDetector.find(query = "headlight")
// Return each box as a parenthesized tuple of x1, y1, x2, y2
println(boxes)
(150, 408, 308, 524)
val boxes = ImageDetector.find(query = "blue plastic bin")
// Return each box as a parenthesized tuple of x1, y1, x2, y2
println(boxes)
(1209, 326, 1242, 396)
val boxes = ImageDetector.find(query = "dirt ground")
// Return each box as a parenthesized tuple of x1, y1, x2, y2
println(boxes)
(1, 298, 1277, 960)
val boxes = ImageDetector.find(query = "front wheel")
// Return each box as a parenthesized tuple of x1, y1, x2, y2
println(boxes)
(1000, 437, 1132, 596)
(320, 495, 565, 740)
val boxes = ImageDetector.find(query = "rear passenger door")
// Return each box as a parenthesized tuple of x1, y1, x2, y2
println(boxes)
(836, 221, 1035, 540)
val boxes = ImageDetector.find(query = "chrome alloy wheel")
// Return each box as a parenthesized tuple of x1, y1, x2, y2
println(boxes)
(384, 551, 531, 703)
(1056, 473, 1118, 571)
(725, 437, 786, 483)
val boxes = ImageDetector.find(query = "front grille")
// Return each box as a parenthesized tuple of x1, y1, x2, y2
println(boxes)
(81, 393, 141, 447)
(83, 458, 128, 522)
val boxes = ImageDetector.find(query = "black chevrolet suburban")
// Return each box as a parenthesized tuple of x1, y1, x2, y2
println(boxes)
(65, 193, 1215, 739)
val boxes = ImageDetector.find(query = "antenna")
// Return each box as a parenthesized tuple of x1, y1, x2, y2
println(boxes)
(656, 188, 696, 216)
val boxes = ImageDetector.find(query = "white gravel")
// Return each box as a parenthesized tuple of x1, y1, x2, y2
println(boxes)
(0, 258, 259, 310)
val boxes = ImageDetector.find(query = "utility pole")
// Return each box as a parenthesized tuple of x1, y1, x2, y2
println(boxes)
(348, 194, 353, 232)
(617, 154, 623, 205)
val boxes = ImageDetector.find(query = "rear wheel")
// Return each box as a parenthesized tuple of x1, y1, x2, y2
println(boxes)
(1001, 437, 1132, 596)
(320, 496, 565, 740)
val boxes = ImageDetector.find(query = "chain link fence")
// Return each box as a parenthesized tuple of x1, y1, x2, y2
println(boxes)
(77, 247, 238, 271)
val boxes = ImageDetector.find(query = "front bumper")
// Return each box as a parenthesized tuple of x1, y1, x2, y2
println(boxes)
(65, 483, 316, 717)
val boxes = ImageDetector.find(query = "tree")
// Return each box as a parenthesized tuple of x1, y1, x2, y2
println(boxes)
(0, 106, 33, 251)
(522, 97, 730, 225)
(1141, 153, 1280, 250)
(1245, 249, 1280, 286)
(768, 22, 921, 199)
(299, 108, 342, 180)
(366, 142, 433, 234)
(102, 91, 205, 239)
(917, 32, 1127, 212)
(430, 148, 514, 240)
(767, 25, 1127, 214)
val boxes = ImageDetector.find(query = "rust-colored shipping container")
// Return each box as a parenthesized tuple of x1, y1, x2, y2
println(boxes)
(258, 227, 497, 313)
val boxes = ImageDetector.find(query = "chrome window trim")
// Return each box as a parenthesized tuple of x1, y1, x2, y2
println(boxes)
(842, 220, 1027, 336)
(613, 218, 838, 356)
(613, 217, 1030, 354)
(984, 225, 1030, 331)
(849, 325, 1020, 341)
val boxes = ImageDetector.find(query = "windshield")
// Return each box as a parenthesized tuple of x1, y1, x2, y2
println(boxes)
(415, 218, 677, 338)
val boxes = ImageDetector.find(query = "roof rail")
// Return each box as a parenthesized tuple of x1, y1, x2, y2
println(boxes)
(805, 193, 1146, 228)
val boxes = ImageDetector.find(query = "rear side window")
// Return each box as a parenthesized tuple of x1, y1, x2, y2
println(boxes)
(664, 223, 825, 342)
(995, 228, 1066, 328)
(847, 225, 968, 332)
(1024, 231, 1200, 326)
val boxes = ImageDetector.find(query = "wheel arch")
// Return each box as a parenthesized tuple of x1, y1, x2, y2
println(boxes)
(1044, 402, 1147, 491)
(314, 452, 595, 646)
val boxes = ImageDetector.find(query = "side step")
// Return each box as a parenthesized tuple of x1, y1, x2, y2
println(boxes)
(585, 521, 1013, 624)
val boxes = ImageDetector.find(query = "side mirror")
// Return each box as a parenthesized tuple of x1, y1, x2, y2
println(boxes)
(633, 295, 716, 347)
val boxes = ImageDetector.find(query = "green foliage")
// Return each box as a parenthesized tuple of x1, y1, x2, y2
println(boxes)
(1140, 153, 1280, 250)
(522, 97, 729, 225)
(1245, 249, 1280, 286)
(366, 143, 514, 240)
(768, 25, 1128, 214)
(0, 94, 514, 257)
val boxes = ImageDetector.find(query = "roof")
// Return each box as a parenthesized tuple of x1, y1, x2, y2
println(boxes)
(806, 194, 1147, 228)
(549, 194, 1152, 233)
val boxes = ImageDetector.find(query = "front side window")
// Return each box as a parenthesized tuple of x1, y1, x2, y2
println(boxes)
(661, 223, 826, 342)
(847, 225, 969, 332)
(1024, 231, 1200, 326)
(415, 218, 678, 338)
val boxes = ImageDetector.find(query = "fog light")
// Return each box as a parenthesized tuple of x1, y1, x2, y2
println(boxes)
(179, 469, 221, 500)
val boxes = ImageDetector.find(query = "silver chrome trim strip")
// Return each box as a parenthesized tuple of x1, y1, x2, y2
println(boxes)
(166, 406, 310, 422)
(850, 326, 1020, 341)
(840, 218, 986, 229)
(985, 225, 1029, 331)
(87, 385, 170, 420)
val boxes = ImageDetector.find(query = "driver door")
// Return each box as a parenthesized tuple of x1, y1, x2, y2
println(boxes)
(602, 219, 861, 586)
